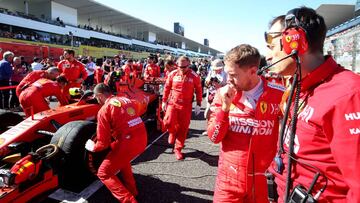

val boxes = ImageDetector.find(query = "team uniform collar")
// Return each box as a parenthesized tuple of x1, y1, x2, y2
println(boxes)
(243, 76, 263, 97)
(300, 56, 339, 92)
(231, 77, 264, 112)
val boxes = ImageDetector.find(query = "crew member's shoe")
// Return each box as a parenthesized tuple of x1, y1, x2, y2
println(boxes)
(174, 149, 184, 160)
(168, 133, 175, 144)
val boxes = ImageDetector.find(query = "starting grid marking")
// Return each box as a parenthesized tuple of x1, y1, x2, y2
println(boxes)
(49, 130, 168, 203)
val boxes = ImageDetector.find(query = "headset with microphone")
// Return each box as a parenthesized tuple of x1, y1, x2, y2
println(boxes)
(258, 9, 310, 75)
(281, 9, 309, 56)
(279, 8, 329, 203)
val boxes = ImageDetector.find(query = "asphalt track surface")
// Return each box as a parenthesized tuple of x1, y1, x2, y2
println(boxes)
(40, 100, 219, 203)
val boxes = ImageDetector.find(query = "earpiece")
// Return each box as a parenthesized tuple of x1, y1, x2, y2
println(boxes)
(282, 27, 308, 55)
(281, 9, 309, 55)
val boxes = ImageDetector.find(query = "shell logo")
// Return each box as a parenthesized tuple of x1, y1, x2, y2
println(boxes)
(126, 107, 136, 116)
(290, 41, 298, 49)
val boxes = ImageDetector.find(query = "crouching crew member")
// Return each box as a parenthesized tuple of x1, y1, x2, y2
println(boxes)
(16, 67, 60, 97)
(85, 83, 147, 202)
(19, 76, 69, 117)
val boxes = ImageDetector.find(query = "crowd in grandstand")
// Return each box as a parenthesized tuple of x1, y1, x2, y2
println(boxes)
(0, 25, 162, 53)
(0, 7, 65, 27)
(0, 7, 192, 53)
(0, 28, 79, 47)
(0, 49, 223, 113)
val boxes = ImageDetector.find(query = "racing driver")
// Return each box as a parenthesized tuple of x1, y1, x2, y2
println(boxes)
(207, 44, 284, 202)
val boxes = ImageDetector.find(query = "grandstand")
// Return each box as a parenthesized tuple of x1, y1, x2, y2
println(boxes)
(0, 0, 221, 61)
(317, 2, 360, 73)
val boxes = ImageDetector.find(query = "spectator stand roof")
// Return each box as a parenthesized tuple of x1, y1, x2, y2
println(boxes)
(316, 4, 356, 35)
(314, 3, 360, 37)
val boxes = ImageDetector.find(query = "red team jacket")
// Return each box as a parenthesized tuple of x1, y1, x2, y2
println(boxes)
(57, 59, 87, 82)
(121, 64, 136, 84)
(19, 78, 68, 116)
(16, 70, 46, 97)
(269, 56, 360, 202)
(23, 78, 68, 104)
(144, 64, 160, 79)
(94, 67, 104, 84)
(162, 68, 202, 109)
(207, 77, 284, 202)
(93, 96, 147, 152)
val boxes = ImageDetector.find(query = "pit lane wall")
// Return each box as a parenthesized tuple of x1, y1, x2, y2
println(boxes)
(0, 37, 151, 62)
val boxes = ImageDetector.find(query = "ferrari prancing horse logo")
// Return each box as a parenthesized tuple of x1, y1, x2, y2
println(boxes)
(286, 36, 292, 43)
(260, 101, 267, 114)
(110, 99, 122, 107)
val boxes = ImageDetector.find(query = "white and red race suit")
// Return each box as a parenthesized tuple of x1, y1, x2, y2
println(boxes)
(94, 96, 147, 202)
(269, 56, 360, 202)
(162, 68, 202, 150)
(207, 77, 284, 203)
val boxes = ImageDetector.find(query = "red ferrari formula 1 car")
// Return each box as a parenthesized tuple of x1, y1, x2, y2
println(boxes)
(0, 76, 165, 202)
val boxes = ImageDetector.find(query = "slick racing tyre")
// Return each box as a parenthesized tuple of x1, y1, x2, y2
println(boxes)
(0, 109, 23, 131)
(50, 121, 96, 190)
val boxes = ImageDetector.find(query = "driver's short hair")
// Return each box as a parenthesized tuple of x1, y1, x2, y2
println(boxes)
(94, 83, 112, 95)
(225, 44, 260, 68)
